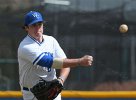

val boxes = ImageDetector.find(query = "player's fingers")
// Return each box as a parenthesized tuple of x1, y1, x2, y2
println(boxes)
(88, 56, 93, 66)
(88, 60, 92, 66)
(87, 56, 93, 61)
(89, 56, 93, 61)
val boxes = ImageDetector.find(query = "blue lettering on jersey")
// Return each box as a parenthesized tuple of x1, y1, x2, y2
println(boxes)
(33, 52, 53, 72)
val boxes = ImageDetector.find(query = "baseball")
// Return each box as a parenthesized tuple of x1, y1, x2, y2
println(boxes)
(119, 24, 128, 33)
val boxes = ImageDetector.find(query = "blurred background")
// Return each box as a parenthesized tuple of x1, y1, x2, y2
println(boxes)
(1, 0, 136, 91)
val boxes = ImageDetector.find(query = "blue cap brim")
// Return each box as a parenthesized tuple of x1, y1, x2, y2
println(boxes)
(28, 19, 44, 26)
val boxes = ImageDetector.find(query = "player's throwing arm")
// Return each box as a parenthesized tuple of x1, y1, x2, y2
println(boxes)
(52, 55, 93, 69)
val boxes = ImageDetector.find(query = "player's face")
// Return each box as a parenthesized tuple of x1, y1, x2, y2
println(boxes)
(27, 22, 44, 38)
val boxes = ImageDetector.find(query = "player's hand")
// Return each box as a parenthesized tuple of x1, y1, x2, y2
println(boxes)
(57, 77, 64, 85)
(79, 55, 93, 66)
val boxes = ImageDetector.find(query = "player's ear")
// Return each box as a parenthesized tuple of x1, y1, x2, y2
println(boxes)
(22, 26, 29, 32)
(22, 26, 28, 29)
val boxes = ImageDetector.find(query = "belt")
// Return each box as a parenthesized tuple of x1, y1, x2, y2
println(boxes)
(23, 87, 29, 91)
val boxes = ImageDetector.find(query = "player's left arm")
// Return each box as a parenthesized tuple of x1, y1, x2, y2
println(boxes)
(52, 37, 70, 83)
(58, 68, 70, 84)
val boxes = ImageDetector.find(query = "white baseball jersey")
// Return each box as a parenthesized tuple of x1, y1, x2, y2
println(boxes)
(18, 34, 66, 88)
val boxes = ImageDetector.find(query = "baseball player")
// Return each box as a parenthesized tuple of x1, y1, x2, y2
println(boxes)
(17, 11, 93, 100)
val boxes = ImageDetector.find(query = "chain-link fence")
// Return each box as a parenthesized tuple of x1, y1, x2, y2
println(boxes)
(0, 0, 136, 91)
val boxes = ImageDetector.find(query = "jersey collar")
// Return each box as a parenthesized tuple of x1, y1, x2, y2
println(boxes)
(28, 34, 44, 46)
